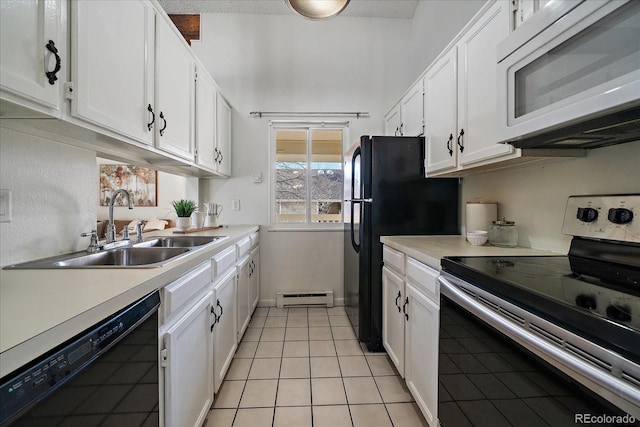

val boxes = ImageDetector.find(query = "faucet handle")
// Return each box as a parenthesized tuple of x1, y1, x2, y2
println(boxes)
(135, 220, 147, 243)
(121, 226, 131, 240)
(81, 230, 102, 253)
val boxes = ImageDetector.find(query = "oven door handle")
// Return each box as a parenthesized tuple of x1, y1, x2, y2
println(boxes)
(438, 274, 640, 417)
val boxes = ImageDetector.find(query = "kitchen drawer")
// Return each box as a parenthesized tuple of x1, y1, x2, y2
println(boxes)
(383, 245, 405, 275)
(249, 232, 259, 249)
(406, 257, 438, 304)
(236, 236, 252, 259)
(212, 246, 236, 280)
(162, 262, 211, 322)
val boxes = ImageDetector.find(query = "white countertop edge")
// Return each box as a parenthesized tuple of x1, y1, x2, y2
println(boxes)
(380, 235, 561, 270)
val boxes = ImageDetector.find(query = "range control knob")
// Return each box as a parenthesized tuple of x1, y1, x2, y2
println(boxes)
(608, 208, 633, 224)
(576, 207, 598, 222)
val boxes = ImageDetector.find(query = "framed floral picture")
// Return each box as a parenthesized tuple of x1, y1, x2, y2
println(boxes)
(99, 164, 157, 207)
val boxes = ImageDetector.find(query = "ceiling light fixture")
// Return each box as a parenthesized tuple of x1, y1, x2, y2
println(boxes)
(285, 0, 350, 20)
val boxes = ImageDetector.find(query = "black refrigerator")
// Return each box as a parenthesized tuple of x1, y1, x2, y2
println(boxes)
(344, 135, 459, 352)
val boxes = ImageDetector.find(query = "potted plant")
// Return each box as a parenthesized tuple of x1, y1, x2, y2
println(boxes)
(172, 199, 198, 231)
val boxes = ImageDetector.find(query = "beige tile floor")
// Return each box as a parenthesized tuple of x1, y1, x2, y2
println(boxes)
(204, 306, 428, 427)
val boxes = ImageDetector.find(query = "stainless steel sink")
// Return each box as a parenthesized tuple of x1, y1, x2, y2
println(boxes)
(133, 235, 227, 248)
(4, 247, 192, 269)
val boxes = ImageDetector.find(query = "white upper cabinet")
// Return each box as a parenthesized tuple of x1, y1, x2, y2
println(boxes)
(457, 0, 512, 167)
(215, 92, 232, 177)
(399, 79, 424, 137)
(425, 0, 511, 176)
(424, 48, 458, 174)
(195, 67, 218, 172)
(71, 0, 155, 146)
(0, 0, 64, 117)
(384, 80, 424, 137)
(155, 13, 195, 160)
(384, 103, 401, 136)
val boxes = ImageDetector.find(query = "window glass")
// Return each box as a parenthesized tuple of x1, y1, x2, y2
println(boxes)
(273, 126, 344, 225)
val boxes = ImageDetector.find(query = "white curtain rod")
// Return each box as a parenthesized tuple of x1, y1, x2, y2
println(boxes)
(249, 111, 369, 119)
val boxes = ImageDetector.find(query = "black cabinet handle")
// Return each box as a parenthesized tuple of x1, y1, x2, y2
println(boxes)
(214, 147, 220, 162)
(45, 40, 61, 85)
(159, 112, 167, 136)
(210, 306, 218, 331)
(403, 297, 409, 321)
(395, 126, 399, 136)
(217, 299, 223, 320)
(147, 104, 155, 131)
(395, 291, 402, 313)
(218, 150, 223, 164)
(457, 129, 465, 153)
(447, 134, 453, 156)
(399, 123, 404, 136)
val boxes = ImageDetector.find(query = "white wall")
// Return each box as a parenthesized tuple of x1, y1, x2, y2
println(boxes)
(96, 157, 198, 222)
(407, 0, 484, 91)
(0, 127, 97, 266)
(192, 13, 414, 305)
(461, 141, 640, 254)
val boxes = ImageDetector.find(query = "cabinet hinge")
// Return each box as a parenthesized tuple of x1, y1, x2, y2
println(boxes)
(160, 348, 168, 367)
(64, 82, 75, 100)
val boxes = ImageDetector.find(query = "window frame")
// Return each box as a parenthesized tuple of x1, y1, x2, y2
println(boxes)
(269, 120, 349, 230)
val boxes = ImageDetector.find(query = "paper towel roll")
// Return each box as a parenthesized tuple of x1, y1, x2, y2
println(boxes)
(466, 202, 497, 232)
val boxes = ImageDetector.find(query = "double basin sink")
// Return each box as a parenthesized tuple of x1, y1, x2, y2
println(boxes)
(5, 236, 227, 269)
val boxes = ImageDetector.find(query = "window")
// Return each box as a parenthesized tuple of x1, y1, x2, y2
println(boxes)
(271, 123, 346, 226)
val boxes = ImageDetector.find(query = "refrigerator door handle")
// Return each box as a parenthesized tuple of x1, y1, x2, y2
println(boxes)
(350, 147, 362, 253)
(351, 198, 372, 203)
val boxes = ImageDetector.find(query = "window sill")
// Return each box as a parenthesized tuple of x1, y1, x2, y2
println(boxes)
(267, 225, 343, 232)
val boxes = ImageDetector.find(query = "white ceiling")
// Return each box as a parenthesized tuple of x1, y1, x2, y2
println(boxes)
(157, 0, 420, 19)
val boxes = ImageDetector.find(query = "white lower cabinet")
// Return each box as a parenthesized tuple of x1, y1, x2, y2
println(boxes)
(249, 246, 260, 311)
(160, 261, 214, 427)
(212, 267, 238, 393)
(382, 246, 440, 427)
(236, 254, 251, 341)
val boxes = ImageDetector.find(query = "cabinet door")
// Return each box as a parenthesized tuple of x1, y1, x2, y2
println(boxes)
(405, 283, 439, 427)
(249, 247, 260, 312)
(236, 255, 251, 340)
(195, 68, 217, 171)
(400, 79, 424, 137)
(0, 0, 63, 116)
(384, 103, 401, 136)
(72, 0, 154, 146)
(425, 48, 458, 175)
(215, 92, 232, 176)
(213, 268, 237, 393)
(457, 0, 513, 166)
(162, 290, 214, 427)
(156, 15, 195, 160)
(382, 266, 405, 377)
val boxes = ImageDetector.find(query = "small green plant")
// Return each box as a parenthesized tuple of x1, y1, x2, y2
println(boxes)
(172, 199, 198, 217)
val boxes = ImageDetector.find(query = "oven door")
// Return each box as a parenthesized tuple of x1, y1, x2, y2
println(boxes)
(438, 272, 640, 423)
(496, 0, 640, 147)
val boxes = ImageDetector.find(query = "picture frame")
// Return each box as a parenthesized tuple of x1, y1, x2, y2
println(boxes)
(99, 164, 158, 207)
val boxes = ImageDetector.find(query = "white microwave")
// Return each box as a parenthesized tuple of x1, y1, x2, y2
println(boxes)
(497, 0, 640, 149)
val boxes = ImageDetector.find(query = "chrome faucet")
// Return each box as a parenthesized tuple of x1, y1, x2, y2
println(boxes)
(107, 189, 134, 243)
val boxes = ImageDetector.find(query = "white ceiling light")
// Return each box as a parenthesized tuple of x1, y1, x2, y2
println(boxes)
(285, 0, 350, 20)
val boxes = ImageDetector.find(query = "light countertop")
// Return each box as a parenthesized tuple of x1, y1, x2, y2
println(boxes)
(0, 225, 258, 377)
(380, 235, 560, 270)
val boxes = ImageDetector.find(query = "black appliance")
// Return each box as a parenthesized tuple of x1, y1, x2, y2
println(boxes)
(344, 135, 459, 351)
(0, 291, 160, 426)
(439, 194, 640, 423)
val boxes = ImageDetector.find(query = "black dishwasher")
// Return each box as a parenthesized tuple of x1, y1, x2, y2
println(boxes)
(0, 290, 160, 426)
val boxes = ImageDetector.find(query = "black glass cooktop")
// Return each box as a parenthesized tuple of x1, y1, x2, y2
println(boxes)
(441, 255, 640, 363)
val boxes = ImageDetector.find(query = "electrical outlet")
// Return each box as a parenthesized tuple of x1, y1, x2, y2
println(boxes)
(0, 190, 12, 222)
(232, 199, 240, 211)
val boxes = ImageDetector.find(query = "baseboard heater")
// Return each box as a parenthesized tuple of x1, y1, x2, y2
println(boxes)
(276, 291, 334, 308)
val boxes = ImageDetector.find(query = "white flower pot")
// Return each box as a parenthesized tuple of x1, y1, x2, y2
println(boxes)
(176, 217, 191, 231)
